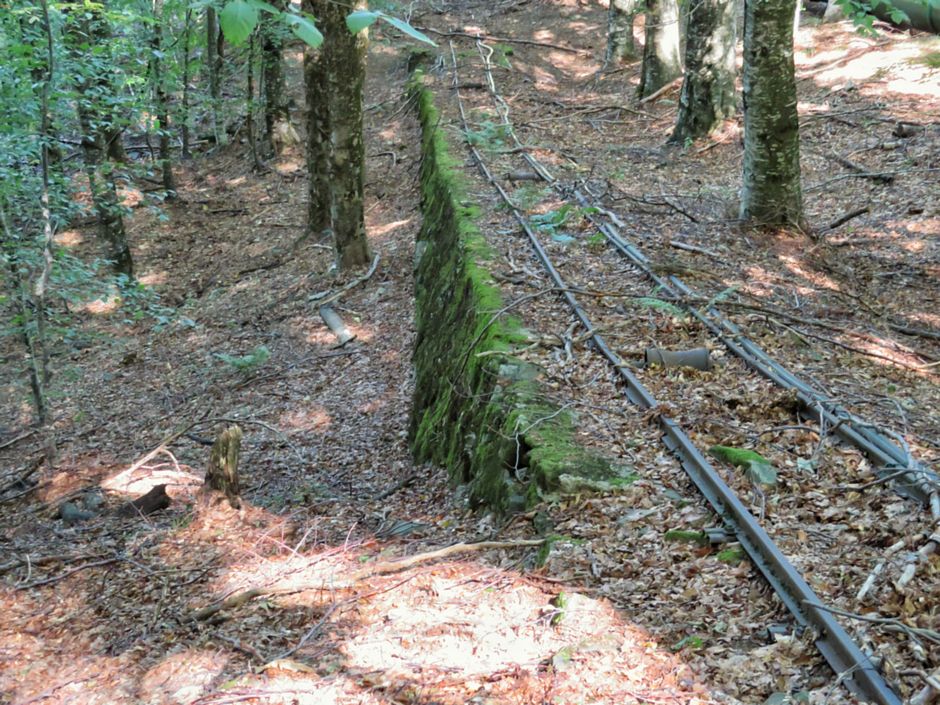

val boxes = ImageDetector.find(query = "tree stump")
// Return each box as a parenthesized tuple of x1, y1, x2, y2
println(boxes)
(206, 425, 242, 508)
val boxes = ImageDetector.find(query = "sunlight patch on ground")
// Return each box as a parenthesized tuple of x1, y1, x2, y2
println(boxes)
(908, 311, 940, 327)
(101, 457, 201, 497)
(83, 294, 122, 315)
(800, 37, 940, 98)
(54, 229, 84, 247)
(139, 270, 169, 286)
(370, 217, 412, 238)
(140, 650, 230, 705)
(274, 157, 304, 175)
(118, 186, 145, 208)
(280, 407, 332, 432)
(305, 322, 374, 346)
(778, 254, 842, 292)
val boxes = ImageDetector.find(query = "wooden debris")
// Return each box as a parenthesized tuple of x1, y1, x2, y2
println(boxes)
(205, 425, 243, 508)
(319, 305, 356, 347)
(117, 484, 171, 518)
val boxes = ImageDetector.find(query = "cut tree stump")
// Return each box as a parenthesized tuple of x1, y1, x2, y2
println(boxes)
(205, 425, 242, 508)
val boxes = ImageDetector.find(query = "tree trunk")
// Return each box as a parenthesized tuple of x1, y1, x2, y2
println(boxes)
(323, 0, 371, 269)
(181, 9, 193, 158)
(303, 0, 331, 236)
(262, 0, 292, 155)
(152, 0, 176, 197)
(669, 0, 737, 144)
(247, 33, 264, 171)
(206, 8, 224, 145)
(67, 10, 133, 276)
(606, 0, 639, 63)
(637, 0, 683, 98)
(739, 0, 803, 226)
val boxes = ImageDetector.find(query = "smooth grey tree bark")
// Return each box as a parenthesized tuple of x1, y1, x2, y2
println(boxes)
(739, 0, 803, 226)
(606, 0, 640, 63)
(637, 0, 683, 98)
(669, 0, 737, 144)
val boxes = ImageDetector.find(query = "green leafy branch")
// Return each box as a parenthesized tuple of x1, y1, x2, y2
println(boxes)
(212, 0, 437, 48)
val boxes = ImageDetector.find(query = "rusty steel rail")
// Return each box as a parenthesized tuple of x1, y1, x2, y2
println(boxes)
(473, 41, 938, 508)
(445, 42, 906, 705)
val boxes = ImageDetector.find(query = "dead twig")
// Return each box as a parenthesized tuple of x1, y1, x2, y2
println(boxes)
(415, 25, 588, 54)
(16, 557, 121, 590)
(309, 253, 380, 307)
(805, 600, 940, 645)
(191, 539, 544, 620)
(0, 428, 35, 450)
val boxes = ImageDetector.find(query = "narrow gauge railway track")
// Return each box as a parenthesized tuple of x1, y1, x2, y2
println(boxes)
(468, 41, 939, 512)
(441, 41, 917, 705)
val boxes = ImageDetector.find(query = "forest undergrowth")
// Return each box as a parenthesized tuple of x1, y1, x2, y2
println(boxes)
(1, 1, 938, 703)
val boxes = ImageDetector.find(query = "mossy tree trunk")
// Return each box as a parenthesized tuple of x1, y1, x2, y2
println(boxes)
(67, 10, 133, 277)
(262, 0, 291, 155)
(303, 0, 371, 269)
(739, 0, 803, 226)
(606, 0, 639, 63)
(637, 0, 683, 98)
(669, 0, 737, 144)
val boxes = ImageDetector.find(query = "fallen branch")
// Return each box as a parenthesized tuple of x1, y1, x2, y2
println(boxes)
(415, 25, 588, 54)
(821, 206, 869, 232)
(16, 557, 121, 590)
(373, 473, 419, 501)
(638, 78, 682, 104)
(805, 600, 940, 645)
(309, 253, 380, 308)
(191, 539, 544, 620)
(669, 240, 719, 259)
(0, 428, 35, 450)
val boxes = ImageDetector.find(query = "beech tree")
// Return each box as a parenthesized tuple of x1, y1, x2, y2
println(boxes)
(318, 0, 370, 269)
(606, 0, 639, 63)
(637, 0, 683, 98)
(669, 0, 736, 144)
(739, 0, 803, 226)
(261, 0, 293, 155)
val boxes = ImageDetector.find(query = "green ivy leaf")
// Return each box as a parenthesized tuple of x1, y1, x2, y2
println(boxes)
(377, 13, 437, 46)
(346, 9, 379, 34)
(710, 445, 778, 487)
(246, 0, 281, 13)
(219, 0, 258, 45)
(285, 14, 323, 48)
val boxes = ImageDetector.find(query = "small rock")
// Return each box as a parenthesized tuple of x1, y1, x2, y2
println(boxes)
(59, 502, 95, 525)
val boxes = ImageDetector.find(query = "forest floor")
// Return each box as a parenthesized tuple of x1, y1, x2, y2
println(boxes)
(1, 1, 939, 704)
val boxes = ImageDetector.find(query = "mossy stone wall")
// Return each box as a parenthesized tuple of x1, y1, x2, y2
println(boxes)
(409, 78, 628, 512)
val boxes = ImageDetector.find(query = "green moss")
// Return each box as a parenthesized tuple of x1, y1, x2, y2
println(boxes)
(408, 74, 626, 512)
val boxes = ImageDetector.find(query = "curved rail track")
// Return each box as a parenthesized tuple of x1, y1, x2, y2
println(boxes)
(436, 38, 940, 705)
